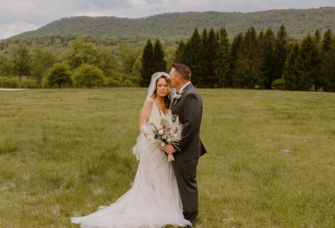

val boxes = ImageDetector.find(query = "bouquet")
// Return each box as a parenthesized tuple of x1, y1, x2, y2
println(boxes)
(141, 110, 182, 162)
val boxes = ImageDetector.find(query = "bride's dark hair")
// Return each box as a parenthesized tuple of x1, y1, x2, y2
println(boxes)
(151, 75, 171, 107)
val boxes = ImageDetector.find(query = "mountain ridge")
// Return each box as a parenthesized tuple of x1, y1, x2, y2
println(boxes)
(13, 7, 335, 38)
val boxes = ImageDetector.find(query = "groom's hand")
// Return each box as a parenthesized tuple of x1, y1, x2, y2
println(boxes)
(164, 144, 176, 154)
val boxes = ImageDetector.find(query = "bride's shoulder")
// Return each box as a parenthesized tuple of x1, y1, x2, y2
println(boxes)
(142, 97, 154, 109)
(145, 97, 154, 104)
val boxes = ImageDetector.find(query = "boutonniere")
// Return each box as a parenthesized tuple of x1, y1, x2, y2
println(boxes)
(173, 90, 185, 105)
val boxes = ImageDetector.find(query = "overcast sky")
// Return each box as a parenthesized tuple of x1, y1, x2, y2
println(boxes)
(1, 0, 334, 39)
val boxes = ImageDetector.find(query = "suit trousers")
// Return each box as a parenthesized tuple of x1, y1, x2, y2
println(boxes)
(172, 159, 199, 225)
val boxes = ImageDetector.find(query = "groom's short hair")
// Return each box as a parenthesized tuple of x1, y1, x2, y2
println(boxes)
(172, 63, 191, 81)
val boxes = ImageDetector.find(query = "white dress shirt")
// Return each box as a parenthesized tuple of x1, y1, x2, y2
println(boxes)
(178, 81, 191, 93)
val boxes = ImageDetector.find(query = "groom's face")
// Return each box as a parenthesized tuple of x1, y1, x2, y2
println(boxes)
(169, 68, 178, 88)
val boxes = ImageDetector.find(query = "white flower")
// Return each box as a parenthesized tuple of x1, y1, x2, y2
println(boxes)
(173, 94, 182, 99)
(169, 130, 174, 135)
(162, 135, 167, 139)
(167, 138, 171, 142)
(161, 142, 166, 147)
(158, 130, 164, 135)
(174, 134, 178, 137)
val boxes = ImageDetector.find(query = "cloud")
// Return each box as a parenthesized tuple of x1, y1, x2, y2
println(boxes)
(0, 0, 333, 39)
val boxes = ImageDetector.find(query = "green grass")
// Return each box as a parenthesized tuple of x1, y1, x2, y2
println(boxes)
(0, 88, 334, 227)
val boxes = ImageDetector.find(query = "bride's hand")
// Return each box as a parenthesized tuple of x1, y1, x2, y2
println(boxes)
(157, 144, 164, 150)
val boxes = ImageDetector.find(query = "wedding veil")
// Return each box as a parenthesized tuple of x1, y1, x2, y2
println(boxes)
(146, 72, 176, 105)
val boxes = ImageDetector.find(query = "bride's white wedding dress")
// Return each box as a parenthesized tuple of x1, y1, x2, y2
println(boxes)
(71, 102, 191, 228)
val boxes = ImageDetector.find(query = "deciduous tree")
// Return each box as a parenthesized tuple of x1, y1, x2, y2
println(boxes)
(16, 47, 31, 82)
(73, 64, 106, 88)
(47, 63, 72, 88)
(30, 48, 55, 87)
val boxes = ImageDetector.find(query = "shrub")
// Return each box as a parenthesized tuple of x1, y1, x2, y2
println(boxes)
(47, 63, 72, 88)
(73, 64, 106, 88)
(0, 77, 20, 88)
(20, 79, 38, 88)
(123, 79, 134, 87)
(106, 78, 122, 87)
(271, 78, 285, 90)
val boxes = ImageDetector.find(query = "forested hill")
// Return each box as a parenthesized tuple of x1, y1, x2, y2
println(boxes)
(14, 7, 335, 38)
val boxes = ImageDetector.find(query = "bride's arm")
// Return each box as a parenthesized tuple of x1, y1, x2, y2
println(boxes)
(139, 98, 153, 128)
(139, 98, 164, 151)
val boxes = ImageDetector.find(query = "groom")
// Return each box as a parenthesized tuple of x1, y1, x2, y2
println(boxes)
(164, 63, 207, 227)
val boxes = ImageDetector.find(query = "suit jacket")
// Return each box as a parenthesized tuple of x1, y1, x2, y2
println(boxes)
(170, 83, 207, 160)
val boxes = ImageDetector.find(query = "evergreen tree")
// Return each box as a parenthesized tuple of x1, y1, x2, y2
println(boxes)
(188, 27, 202, 86)
(258, 30, 264, 44)
(140, 38, 155, 87)
(294, 33, 319, 91)
(259, 27, 276, 89)
(205, 27, 219, 87)
(273, 24, 290, 85)
(183, 41, 192, 69)
(198, 28, 209, 87)
(320, 30, 335, 91)
(283, 43, 299, 90)
(235, 27, 262, 89)
(216, 27, 231, 88)
(320, 47, 335, 92)
(152, 38, 167, 73)
(313, 29, 322, 90)
(320, 29, 333, 54)
(314, 29, 322, 49)
(173, 39, 186, 64)
(229, 32, 243, 88)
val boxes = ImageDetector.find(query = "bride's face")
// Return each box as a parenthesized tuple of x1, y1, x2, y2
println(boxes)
(156, 78, 169, 97)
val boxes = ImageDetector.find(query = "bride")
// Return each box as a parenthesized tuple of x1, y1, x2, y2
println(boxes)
(71, 72, 192, 228)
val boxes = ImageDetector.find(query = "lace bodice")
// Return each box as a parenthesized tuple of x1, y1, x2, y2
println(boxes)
(151, 101, 161, 116)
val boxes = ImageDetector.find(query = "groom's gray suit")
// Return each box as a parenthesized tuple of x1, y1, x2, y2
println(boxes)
(170, 83, 207, 225)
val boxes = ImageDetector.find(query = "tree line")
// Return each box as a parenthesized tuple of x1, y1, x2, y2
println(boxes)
(140, 25, 335, 92)
(0, 38, 149, 88)
(1, 24, 335, 91)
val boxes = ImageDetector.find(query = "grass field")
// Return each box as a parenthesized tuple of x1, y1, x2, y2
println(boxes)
(0, 88, 334, 228)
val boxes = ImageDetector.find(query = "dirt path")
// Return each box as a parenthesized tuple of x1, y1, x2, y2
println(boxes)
(0, 88, 29, 91)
